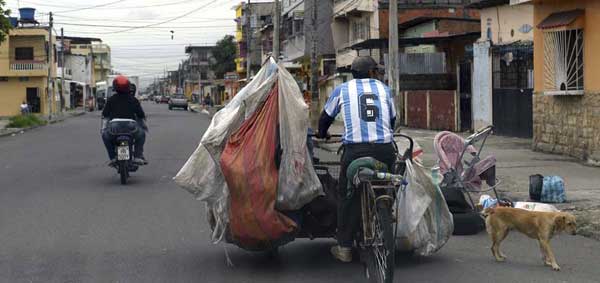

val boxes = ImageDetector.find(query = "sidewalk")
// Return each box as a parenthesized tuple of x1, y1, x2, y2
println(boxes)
(0, 110, 85, 138)
(189, 103, 222, 116)
(328, 123, 600, 240)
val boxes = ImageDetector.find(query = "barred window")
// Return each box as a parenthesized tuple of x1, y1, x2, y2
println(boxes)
(543, 29, 584, 94)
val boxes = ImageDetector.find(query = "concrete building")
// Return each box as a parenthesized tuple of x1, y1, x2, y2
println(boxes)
(332, 0, 381, 69)
(233, 1, 274, 77)
(530, 0, 600, 163)
(58, 53, 93, 109)
(67, 37, 111, 85)
(281, 0, 305, 66)
(350, 0, 480, 131)
(183, 45, 215, 101)
(0, 27, 58, 117)
(468, 0, 534, 138)
(58, 38, 94, 110)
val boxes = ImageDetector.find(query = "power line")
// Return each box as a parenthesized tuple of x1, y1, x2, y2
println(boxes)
(53, 14, 233, 23)
(22, 0, 199, 10)
(55, 0, 128, 13)
(110, 42, 216, 47)
(99, 0, 223, 34)
(55, 22, 234, 29)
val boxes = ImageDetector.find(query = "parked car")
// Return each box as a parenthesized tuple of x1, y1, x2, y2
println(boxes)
(169, 95, 189, 110)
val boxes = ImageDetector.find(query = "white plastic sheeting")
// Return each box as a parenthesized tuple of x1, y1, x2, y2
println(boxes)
(174, 58, 323, 242)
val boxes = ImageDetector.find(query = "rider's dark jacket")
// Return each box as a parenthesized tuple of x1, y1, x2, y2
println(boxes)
(102, 92, 146, 120)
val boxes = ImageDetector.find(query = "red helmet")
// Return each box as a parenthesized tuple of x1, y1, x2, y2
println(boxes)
(112, 75, 130, 94)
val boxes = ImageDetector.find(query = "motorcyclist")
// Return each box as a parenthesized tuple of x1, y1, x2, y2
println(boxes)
(317, 56, 397, 263)
(101, 75, 148, 165)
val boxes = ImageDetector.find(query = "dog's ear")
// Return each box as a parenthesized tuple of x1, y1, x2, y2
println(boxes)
(554, 215, 567, 230)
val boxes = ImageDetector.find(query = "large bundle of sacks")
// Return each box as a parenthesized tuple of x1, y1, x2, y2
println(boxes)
(174, 59, 323, 250)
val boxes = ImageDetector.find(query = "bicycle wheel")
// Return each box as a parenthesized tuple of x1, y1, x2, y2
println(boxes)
(365, 200, 395, 283)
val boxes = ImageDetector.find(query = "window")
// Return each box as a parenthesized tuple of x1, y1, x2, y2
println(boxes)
(293, 19, 304, 35)
(543, 29, 584, 94)
(350, 17, 370, 43)
(15, 47, 34, 60)
(399, 52, 446, 74)
(197, 51, 209, 61)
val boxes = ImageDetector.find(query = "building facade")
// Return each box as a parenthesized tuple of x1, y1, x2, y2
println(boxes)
(68, 38, 111, 85)
(350, 0, 480, 131)
(281, 0, 305, 65)
(531, 0, 600, 163)
(469, 0, 534, 137)
(234, 1, 275, 77)
(183, 45, 215, 101)
(0, 27, 57, 116)
(332, 0, 380, 69)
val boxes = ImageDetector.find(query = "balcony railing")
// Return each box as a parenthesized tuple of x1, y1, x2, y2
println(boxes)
(94, 62, 110, 69)
(10, 61, 47, 71)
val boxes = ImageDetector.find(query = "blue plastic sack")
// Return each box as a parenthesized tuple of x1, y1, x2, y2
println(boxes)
(541, 176, 566, 203)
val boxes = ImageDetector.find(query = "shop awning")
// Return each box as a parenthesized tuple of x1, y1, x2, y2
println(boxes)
(537, 9, 584, 30)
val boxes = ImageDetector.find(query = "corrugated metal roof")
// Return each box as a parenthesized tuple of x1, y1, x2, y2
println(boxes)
(537, 9, 584, 29)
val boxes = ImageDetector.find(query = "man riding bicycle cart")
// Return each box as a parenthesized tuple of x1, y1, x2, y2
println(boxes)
(175, 57, 453, 283)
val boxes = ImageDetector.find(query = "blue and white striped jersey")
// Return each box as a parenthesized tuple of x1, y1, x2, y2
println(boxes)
(323, 79, 396, 144)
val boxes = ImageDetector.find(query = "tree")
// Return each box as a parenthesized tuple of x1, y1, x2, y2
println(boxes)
(210, 35, 237, 79)
(0, 0, 11, 43)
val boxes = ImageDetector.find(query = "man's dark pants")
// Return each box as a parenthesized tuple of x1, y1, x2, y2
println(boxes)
(337, 142, 396, 248)
(101, 126, 146, 160)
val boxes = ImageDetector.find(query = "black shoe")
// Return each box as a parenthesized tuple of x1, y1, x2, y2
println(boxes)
(108, 159, 117, 167)
(133, 157, 148, 165)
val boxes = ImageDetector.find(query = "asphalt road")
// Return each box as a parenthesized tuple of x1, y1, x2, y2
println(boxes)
(1, 103, 600, 283)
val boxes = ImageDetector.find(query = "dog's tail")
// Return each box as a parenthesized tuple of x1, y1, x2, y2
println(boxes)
(481, 207, 496, 218)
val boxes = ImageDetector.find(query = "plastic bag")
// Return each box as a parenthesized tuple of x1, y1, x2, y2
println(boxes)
(395, 160, 454, 256)
(173, 58, 323, 243)
(541, 176, 566, 203)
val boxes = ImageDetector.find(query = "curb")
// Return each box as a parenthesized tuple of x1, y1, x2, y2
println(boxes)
(0, 112, 85, 138)
(0, 124, 42, 138)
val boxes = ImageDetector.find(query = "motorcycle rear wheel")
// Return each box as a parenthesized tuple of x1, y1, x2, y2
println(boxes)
(119, 161, 128, 185)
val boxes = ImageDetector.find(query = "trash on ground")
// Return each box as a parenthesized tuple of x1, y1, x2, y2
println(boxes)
(514, 201, 560, 212)
(479, 194, 498, 209)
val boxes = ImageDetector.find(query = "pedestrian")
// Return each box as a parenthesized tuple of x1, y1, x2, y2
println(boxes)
(20, 101, 30, 115)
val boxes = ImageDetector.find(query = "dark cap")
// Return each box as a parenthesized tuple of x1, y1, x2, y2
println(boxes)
(351, 56, 378, 74)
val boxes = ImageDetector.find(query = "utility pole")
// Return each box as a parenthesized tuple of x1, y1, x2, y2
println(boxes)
(389, 0, 401, 127)
(273, 0, 280, 60)
(310, 0, 319, 126)
(47, 12, 53, 119)
(246, 0, 252, 79)
(60, 27, 65, 112)
(100, 47, 104, 85)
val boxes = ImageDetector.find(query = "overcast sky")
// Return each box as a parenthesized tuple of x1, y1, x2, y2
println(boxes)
(5, 0, 258, 87)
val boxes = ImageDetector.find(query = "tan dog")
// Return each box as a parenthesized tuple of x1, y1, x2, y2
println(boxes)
(483, 207, 577, 271)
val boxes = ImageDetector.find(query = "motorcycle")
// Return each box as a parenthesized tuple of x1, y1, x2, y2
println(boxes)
(105, 118, 144, 184)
